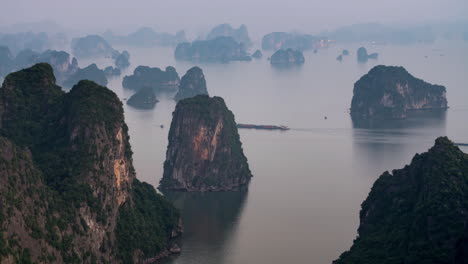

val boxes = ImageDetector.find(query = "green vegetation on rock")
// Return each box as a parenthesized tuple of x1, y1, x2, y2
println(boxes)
(334, 137, 468, 264)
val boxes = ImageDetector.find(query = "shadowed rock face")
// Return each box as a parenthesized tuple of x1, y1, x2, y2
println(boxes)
(114, 50, 130, 69)
(63, 63, 107, 88)
(351, 65, 448, 119)
(270, 48, 305, 66)
(0, 63, 180, 263)
(175, 36, 251, 63)
(334, 137, 468, 264)
(0, 46, 14, 77)
(174, 66, 208, 101)
(160, 95, 252, 192)
(206, 24, 252, 46)
(122, 65, 180, 92)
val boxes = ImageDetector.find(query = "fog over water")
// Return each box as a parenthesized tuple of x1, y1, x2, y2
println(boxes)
(3, 1, 468, 263)
(2, 0, 468, 36)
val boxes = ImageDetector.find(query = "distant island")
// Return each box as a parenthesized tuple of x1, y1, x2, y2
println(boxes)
(270, 48, 305, 66)
(252, 49, 263, 59)
(0, 46, 78, 84)
(160, 95, 252, 191)
(174, 66, 208, 101)
(127, 86, 159, 109)
(334, 137, 468, 264)
(122, 65, 180, 92)
(0, 63, 181, 263)
(350, 65, 448, 119)
(357, 47, 378, 63)
(71, 34, 116, 58)
(175, 36, 251, 63)
(206, 23, 252, 47)
(262, 32, 327, 51)
(63, 63, 108, 88)
(103, 27, 187, 47)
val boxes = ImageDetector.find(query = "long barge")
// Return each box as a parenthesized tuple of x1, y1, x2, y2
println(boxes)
(237, 124, 290, 130)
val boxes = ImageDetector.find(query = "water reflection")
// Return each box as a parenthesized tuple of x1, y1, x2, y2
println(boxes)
(351, 109, 447, 177)
(162, 191, 249, 264)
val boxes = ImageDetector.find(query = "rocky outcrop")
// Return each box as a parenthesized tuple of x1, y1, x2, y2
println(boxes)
(342, 49, 349, 56)
(270, 48, 305, 66)
(174, 66, 208, 101)
(103, 27, 187, 47)
(0, 63, 181, 263)
(350, 65, 448, 119)
(262, 32, 326, 51)
(336, 54, 343, 61)
(122, 65, 180, 92)
(63, 63, 107, 88)
(160, 95, 252, 192)
(206, 24, 252, 46)
(0, 32, 49, 54)
(127, 86, 159, 109)
(71, 35, 116, 58)
(114, 50, 130, 69)
(175, 37, 251, 63)
(334, 137, 468, 264)
(357, 47, 378, 63)
(252, 50, 262, 59)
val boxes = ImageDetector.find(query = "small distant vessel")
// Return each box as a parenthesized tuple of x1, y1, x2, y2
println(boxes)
(237, 124, 290, 130)
(160, 125, 164, 128)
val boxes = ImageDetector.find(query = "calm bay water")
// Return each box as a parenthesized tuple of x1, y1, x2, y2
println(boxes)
(81, 40, 468, 264)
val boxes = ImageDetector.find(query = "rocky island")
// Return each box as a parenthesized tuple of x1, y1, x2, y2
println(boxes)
(262, 32, 325, 51)
(252, 49, 263, 59)
(350, 65, 448, 119)
(334, 137, 468, 264)
(160, 95, 252, 192)
(104, 66, 121, 77)
(175, 36, 251, 63)
(103, 27, 187, 47)
(0, 63, 181, 263)
(357, 47, 378, 63)
(114, 50, 130, 69)
(1, 47, 79, 84)
(174, 66, 208, 101)
(63, 63, 108, 88)
(71, 34, 116, 58)
(270, 48, 305, 66)
(127, 86, 159, 109)
(122, 65, 180, 92)
(206, 24, 252, 47)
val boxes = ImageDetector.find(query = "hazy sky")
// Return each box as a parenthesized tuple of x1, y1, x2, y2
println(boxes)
(2, 0, 467, 37)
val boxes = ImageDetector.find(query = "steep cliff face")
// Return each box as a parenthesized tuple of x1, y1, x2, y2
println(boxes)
(0, 63, 180, 263)
(174, 66, 208, 101)
(160, 95, 252, 192)
(0, 46, 13, 77)
(122, 66, 180, 92)
(334, 137, 468, 264)
(351, 65, 448, 119)
(174, 37, 251, 63)
(114, 50, 130, 69)
(270, 48, 305, 66)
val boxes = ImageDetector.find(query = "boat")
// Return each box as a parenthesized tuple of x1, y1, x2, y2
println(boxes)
(237, 124, 290, 130)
